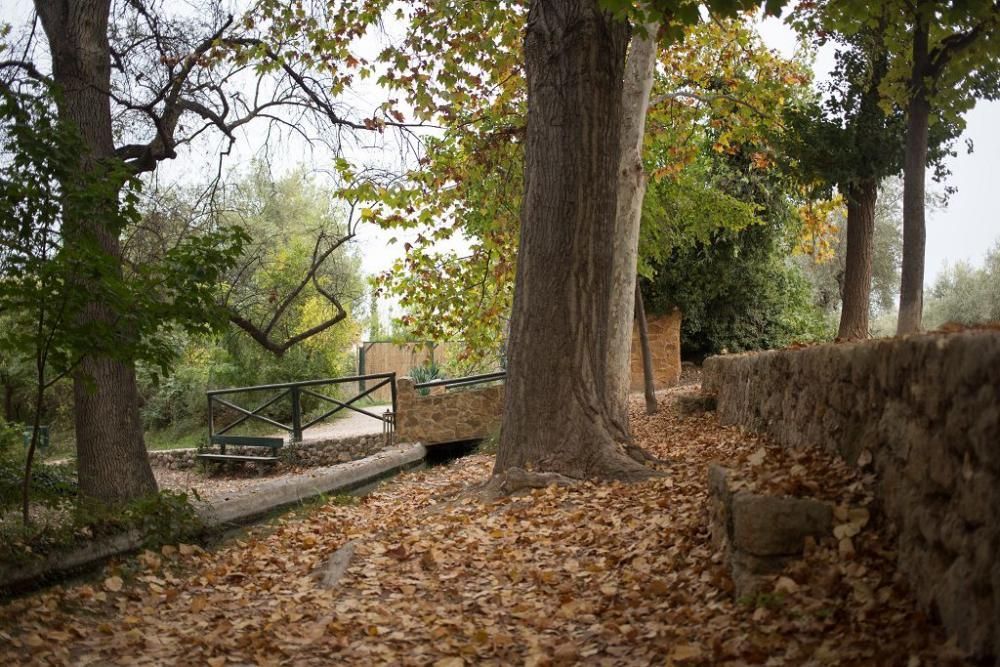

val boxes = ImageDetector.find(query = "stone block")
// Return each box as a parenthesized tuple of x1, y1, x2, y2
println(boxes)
(731, 493, 833, 557)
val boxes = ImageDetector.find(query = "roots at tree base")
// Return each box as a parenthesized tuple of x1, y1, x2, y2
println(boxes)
(484, 441, 668, 500)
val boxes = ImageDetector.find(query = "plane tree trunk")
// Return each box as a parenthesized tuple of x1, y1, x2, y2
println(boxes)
(607, 23, 659, 433)
(897, 15, 931, 336)
(37, 0, 158, 504)
(838, 179, 877, 340)
(494, 0, 653, 484)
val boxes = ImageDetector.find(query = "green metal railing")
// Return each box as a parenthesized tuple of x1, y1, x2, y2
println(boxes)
(207, 373, 397, 443)
(412, 371, 506, 391)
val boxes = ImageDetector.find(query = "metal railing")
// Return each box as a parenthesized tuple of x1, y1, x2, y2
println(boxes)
(412, 371, 506, 391)
(207, 373, 397, 443)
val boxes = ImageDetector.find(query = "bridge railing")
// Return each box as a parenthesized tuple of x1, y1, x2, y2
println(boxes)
(412, 371, 506, 392)
(207, 373, 397, 444)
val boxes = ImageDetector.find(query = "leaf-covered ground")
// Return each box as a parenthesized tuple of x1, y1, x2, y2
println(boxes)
(0, 391, 968, 665)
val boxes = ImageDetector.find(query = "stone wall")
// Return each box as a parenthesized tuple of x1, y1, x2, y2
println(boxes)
(395, 377, 503, 445)
(147, 433, 391, 470)
(702, 330, 1000, 659)
(630, 310, 682, 391)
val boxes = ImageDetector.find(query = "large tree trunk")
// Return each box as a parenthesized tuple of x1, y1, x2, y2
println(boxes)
(838, 179, 877, 340)
(37, 0, 158, 504)
(494, 0, 651, 482)
(606, 23, 659, 435)
(897, 17, 930, 336)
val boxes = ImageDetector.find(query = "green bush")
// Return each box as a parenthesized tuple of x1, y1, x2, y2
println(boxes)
(410, 363, 444, 395)
(643, 224, 834, 358)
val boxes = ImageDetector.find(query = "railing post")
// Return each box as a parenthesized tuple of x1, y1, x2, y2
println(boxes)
(207, 395, 216, 450)
(291, 385, 303, 442)
(390, 372, 397, 417)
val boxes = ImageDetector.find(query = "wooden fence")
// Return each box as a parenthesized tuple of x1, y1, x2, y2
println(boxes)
(357, 341, 459, 403)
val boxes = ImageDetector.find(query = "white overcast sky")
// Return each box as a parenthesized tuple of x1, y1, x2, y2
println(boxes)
(4, 1, 997, 285)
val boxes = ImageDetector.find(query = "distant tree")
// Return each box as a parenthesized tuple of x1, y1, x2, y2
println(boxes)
(923, 242, 1000, 328)
(794, 177, 905, 321)
(0, 1, 398, 503)
(783, 7, 905, 339)
(887, 1, 1000, 333)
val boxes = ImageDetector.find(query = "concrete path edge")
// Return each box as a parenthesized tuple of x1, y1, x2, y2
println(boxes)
(0, 443, 426, 597)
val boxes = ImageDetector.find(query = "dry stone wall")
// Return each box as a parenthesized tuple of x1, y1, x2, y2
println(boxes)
(702, 330, 1000, 659)
(147, 433, 391, 470)
(395, 377, 504, 445)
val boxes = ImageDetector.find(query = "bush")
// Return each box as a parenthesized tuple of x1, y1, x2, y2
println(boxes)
(0, 489, 202, 566)
(644, 224, 833, 358)
(410, 363, 444, 395)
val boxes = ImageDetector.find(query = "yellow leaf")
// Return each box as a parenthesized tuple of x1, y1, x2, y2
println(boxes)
(774, 576, 799, 595)
(671, 643, 703, 661)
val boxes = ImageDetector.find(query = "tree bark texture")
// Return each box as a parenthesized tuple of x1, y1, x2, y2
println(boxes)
(635, 284, 657, 415)
(606, 23, 659, 435)
(837, 179, 877, 340)
(897, 18, 931, 336)
(495, 0, 650, 481)
(37, 0, 158, 503)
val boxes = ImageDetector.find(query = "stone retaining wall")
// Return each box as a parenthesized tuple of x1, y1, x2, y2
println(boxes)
(702, 330, 1000, 659)
(148, 433, 390, 470)
(395, 377, 503, 445)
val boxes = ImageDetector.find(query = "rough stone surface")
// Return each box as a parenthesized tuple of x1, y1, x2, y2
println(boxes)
(395, 377, 503, 445)
(708, 464, 832, 598)
(147, 433, 392, 471)
(703, 330, 1000, 659)
(730, 493, 832, 556)
(675, 393, 717, 415)
(630, 310, 682, 391)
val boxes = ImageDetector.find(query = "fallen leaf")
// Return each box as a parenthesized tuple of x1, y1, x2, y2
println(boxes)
(671, 643, 703, 661)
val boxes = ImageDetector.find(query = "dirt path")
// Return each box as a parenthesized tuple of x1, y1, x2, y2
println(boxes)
(0, 390, 964, 666)
(294, 403, 392, 442)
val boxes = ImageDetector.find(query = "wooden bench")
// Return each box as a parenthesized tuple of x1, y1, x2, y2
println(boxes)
(196, 435, 284, 465)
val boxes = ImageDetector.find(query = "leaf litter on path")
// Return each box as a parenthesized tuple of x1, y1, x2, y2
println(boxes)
(0, 390, 969, 665)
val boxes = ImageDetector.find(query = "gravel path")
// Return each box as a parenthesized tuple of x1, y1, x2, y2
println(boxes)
(294, 403, 391, 441)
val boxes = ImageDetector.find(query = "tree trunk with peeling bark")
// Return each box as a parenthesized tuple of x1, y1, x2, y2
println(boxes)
(494, 0, 653, 482)
(606, 22, 659, 434)
(838, 179, 877, 340)
(37, 0, 158, 504)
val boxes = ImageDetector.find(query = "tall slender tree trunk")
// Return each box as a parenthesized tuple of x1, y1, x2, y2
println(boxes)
(37, 0, 157, 504)
(607, 23, 659, 435)
(838, 179, 877, 340)
(897, 17, 931, 336)
(494, 0, 651, 482)
(635, 284, 657, 415)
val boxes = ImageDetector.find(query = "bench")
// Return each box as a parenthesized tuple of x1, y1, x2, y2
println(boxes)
(196, 435, 285, 465)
